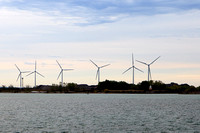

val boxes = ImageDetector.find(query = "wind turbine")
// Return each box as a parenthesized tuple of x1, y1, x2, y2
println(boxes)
(15, 64, 30, 88)
(56, 60, 73, 87)
(90, 60, 110, 84)
(122, 54, 143, 85)
(136, 56, 160, 82)
(26, 61, 44, 88)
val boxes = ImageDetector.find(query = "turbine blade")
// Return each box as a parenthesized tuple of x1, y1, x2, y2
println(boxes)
(134, 66, 143, 73)
(26, 72, 34, 77)
(56, 60, 62, 69)
(15, 64, 21, 72)
(136, 60, 148, 65)
(22, 71, 30, 73)
(90, 60, 98, 68)
(57, 71, 62, 80)
(36, 72, 44, 78)
(122, 67, 132, 74)
(63, 69, 73, 71)
(150, 56, 161, 65)
(16, 74, 20, 81)
(100, 64, 110, 68)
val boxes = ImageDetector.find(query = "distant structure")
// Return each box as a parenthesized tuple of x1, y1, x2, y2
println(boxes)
(26, 61, 44, 88)
(136, 56, 160, 82)
(90, 60, 110, 84)
(123, 53, 143, 85)
(56, 60, 73, 87)
(15, 64, 30, 88)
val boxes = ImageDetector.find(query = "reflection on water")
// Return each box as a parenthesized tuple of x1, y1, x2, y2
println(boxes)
(0, 94, 200, 132)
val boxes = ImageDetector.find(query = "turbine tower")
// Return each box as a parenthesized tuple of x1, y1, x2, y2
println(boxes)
(122, 54, 143, 85)
(15, 64, 30, 88)
(136, 56, 160, 82)
(26, 61, 44, 88)
(90, 60, 110, 84)
(56, 60, 73, 87)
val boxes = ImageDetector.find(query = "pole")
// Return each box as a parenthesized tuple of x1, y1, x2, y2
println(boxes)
(148, 66, 150, 82)
(132, 54, 134, 85)
(22, 77, 24, 88)
(133, 67, 134, 85)
(98, 69, 100, 84)
(35, 71, 36, 87)
(20, 74, 22, 88)
(61, 71, 63, 87)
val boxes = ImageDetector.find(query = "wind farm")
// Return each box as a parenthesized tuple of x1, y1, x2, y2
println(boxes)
(0, 55, 199, 94)
(0, 0, 199, 91)
(1, 1, 200, 132)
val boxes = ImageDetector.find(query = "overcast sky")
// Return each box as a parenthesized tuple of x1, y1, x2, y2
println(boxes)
(0, 0, 200, 87)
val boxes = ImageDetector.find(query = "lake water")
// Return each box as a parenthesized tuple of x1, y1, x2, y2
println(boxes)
(0, 94, 200, 133)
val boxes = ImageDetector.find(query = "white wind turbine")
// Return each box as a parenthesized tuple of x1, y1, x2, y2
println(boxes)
(56, 60, 73, 87)
(90, 60, 110, 84)
(26, 61, 44, 88)
(15, 64, 30, 88)
(136, 56, 160, 82)
(122, 54, 143, 85)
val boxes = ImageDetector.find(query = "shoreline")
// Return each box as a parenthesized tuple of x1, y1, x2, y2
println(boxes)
(0, 92, 199, 94)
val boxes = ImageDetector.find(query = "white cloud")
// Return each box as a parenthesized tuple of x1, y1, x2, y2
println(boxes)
(0, 8, 63, 27)
(0, 0, 22, 2)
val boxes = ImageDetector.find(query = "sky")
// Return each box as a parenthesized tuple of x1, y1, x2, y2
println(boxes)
(0, 0, 200, 87)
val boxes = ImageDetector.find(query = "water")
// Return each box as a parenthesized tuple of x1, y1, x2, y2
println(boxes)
(0, 94, 200, 133)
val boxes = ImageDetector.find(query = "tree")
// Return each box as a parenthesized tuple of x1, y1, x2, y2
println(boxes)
(97, 80, 131, 92)
(197, 86, 200, 91)
(152, 80, 166, 90)
(138, 81, 150, 91)
(67, 83, 79, 92)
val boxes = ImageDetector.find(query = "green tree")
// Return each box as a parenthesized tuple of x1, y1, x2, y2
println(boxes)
(67, 83, 79, 92)
(138, 81, 150, 91)
(152, 80, 166, 90)
(97, 80, 131, 92)
(197, 86, 200, 91)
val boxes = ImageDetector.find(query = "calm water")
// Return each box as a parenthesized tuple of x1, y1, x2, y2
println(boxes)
(0, 94, 200, 133)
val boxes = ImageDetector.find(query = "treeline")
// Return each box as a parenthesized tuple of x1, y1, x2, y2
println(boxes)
(97, 80, 200, 94)
(0, 83, 96, 93)
(0, 80, 200, 94)
(47, 83, 96, 93)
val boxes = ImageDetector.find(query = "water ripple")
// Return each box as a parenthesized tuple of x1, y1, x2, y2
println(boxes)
(0, 94, 199, 132)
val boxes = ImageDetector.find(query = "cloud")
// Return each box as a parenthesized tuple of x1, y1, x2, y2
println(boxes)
(1, 6, 200, 49)
(0, 0, 22, 2)
(1, 0, 200, 26)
